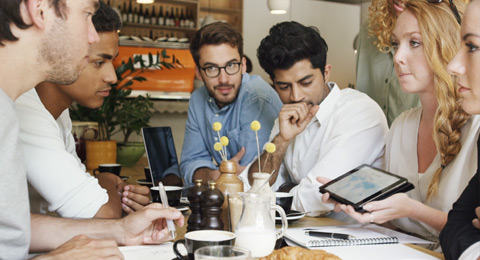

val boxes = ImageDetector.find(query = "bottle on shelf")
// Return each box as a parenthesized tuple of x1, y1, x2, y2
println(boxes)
(106, 0, 111, 6)
(121, 2, 128, 23)
(127, 0, 133, 23)
(158, 6, 164, 26)
(188, 9, 195, 28)
(164, 7, 170, 26)
(169, 7, 175, 26)
(133, 6, 138, 24)
(180, 8, 185, 27)
(151, 6, 157, 25)
(138, 4, 144, 24)
(144, 7, 150, 25)
(174, 7, 180, 27)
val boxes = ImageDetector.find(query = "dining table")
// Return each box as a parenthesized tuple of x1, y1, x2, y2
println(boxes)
(120, 158, 444, 260)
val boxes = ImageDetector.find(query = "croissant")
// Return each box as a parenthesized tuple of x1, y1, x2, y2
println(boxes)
(260, 246, 341, 260)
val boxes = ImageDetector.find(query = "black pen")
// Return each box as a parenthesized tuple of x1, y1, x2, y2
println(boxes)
(305, 231, 352, 240)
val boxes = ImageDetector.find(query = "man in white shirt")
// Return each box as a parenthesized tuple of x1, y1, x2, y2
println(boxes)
(249, 21, 388, 217)
(16, 1, 150, 219)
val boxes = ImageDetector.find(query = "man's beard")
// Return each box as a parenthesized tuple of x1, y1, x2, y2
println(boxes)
(40, 17, 82, 85)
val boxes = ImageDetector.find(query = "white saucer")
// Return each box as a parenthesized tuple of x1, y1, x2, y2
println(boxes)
(136, 179, 152, 186)
(276, 210, 305, 223)
(174, 205, 189, 212)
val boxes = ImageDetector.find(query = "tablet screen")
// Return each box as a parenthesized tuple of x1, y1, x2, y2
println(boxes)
(325, 166, 402, 204)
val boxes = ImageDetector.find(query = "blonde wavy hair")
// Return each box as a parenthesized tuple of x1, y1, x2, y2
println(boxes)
(403, 0, 469, 200)
(368, 0, 397, 52)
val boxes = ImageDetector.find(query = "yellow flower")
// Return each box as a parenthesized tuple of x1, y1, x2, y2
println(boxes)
(265, 143, 276, 153)
(213, 122, 222, 132)
(220, 136, 229, 146)
(250, 120, 261, 131)
(214, 142, 223, 151)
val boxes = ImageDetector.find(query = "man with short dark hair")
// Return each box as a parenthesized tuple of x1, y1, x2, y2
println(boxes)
(249, 21, 388, 218)
(16, 1, 150, 219)
(0, 1, 183, 259)
(180, 22, 283, 186)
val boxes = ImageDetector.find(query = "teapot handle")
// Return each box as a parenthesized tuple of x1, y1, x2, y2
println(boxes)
(271, 205, 288, 239)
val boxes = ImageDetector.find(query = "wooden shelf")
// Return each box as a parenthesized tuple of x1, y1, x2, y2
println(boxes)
(200, 6, 241, 14)
(154, 0, 198, 5)
(124, 23, 197, 32)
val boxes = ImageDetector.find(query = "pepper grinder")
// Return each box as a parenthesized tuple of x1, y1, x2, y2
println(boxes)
(187, 179, 207, 232)
(200, 182, 224, 230)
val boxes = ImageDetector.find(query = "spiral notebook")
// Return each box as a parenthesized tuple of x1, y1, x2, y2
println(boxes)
(285, 224, 429, 249)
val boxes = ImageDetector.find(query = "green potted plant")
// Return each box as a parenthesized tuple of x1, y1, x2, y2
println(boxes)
(70, 50, 182, 167)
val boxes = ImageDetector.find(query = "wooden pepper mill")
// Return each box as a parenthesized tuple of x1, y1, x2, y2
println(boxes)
(216, 160, 244, 231)
(187, 179, 207, 232)
(200, 182, 224, 230)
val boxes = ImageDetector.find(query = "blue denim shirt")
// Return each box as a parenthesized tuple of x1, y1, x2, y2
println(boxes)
(180, 73, 283, 186)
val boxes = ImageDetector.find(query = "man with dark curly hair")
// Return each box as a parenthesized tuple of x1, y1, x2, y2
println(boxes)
(248, 21, 388, 219)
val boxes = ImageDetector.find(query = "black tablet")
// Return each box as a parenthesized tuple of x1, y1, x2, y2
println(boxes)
(319, 164, 414, 212)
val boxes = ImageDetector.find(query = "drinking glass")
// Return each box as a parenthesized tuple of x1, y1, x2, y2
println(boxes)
(194, 245, 250, 260)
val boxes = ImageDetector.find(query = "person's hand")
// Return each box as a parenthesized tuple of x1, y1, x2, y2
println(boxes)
(473, 206, 480, 229)
(118, 203, 185, 246)
(34, 235, 123, 260)
(316, 177, 344, 212)
(119, 185, 151, 214)
(231, 147, 246, 175)
(278, 103, 319, 142)
(341, 193, 413, 224)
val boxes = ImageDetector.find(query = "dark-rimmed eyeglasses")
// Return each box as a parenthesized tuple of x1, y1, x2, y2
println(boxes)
(200, 62, 242, 78)
(428, 0, 462, 25)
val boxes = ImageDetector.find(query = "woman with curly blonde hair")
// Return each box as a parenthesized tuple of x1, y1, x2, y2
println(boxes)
(323, 0, 480, 248)
(368, 0, 401, 52)
(356, 0, 419, 125)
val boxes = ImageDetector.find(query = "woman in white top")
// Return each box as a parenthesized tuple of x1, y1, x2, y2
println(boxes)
(321, 0, 479, 245)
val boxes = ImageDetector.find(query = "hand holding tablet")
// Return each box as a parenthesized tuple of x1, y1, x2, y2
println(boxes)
(319, 164, 414, 213)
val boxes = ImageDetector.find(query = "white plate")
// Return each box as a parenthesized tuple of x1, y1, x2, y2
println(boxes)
(156, 37, 167, 42)
(178, 37, 189, 43)
(167, 37, 178, 42)
(130, 35, 143, 42)
(141, 36, 153, 42)
(119, 35, 130, 40)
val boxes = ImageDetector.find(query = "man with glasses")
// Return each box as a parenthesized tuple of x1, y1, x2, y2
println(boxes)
(181, 22, 283, 187)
